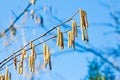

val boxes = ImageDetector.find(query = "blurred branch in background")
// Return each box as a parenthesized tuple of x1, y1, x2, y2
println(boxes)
(84, 1, 120, 80)
(0, 1, 33, 38)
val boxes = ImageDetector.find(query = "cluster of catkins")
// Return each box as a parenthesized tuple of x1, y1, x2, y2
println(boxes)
(56, 20, 77, 50)
(0, 67, 11, 80)
(80, 9, 89, 42)
(0, 8, 88, 79)
(13, 42, 51, 75)
(56, 9, 89, 50)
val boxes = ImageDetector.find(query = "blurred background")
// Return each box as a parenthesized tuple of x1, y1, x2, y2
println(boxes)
(0, 0, 120, 80)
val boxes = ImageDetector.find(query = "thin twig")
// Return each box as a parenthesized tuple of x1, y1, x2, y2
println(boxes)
(0, 3, 32, 38)
(0, 52, 43, 71)
(0, 29, 71, 71)
(0, 9, 79, 66)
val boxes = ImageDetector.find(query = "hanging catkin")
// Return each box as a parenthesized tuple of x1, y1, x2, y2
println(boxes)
(81, 27, 85, 41)
(72, 20, 77, 40)
(43, 44, 52, 70)
(0, 74, 5, 80)
(30, 42, 36, 59)
(84, 11, 88, 29)
(29, 55, 34, 72)
(68, 31, 75, 49)
(59, 32, 64, 50)
(29, 42, 36, 72)
(43, 44, 48, 68)
(30, 55, 34, 67)
(19, 61, 23, 75)
(56, 27, 60, 46)
(5, 67, 8, 80)
(72, 20, 78, 37)
(30, 41, 32, 49)
(18, 62, 20, 74)
(80, 9, 84, 28)
(79, 9, 89, 41)
(32, 44, 36, 60)
(19, 67, 23, 75)
(14, 56, 17, 70)
(80, 9, 85, 41)
(68, 31, 72, 48)
(21, 49, 26, 62)
(18, 61, 23, 75)
(43, 43, 47, 64)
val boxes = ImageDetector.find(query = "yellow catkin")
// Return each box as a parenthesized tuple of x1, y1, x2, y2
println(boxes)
(29, 42, 36, 71)
(80, 9, 84, 28)
(18, 62, 20, 74)
(5, 66, 8, 80)
(21, 49, 26, 62)
(81, 27, 85, 41)
(68, 31, 75, 49)
(31, 55, 34, 66)
(84, 11, 88, 28)
(29, 55, 35, 72)
(20, 67, 23, 75)
(0, 74, 2, 80)
(14, 56, 17, 70)
(80, 9, 86, 41)
(72, 20, 77, 40)
(0, 74, 4, 80)
(43, 43, 48, 68)
(32, 44, 36, 60)
(80, 9, 84, 41)
(79, 9, 89, 42)
(73, 20, 78, 37)
(22, 49, 26, 56)
(46, 45, 48, 60)
(46, 45, 49, 66)
(31, 0, 35, 5)
(17, 61, 23, 75)
(56, 27, 60, 46)
(81, 11, 86, 29)
(30, 42, 35, 58)
(43, 43, 46, 63)
(30, 41, 32, 49)
(72, 20, 78, 37)
(59, 32, 64, 50)
(31, 64, 35, 72)
(68, 31, 71, 48)
(43, 44, 52, 70)
(48, 50, 52, 70)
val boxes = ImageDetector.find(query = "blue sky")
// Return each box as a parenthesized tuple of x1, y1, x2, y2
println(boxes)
(0, 0, 120, 80)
